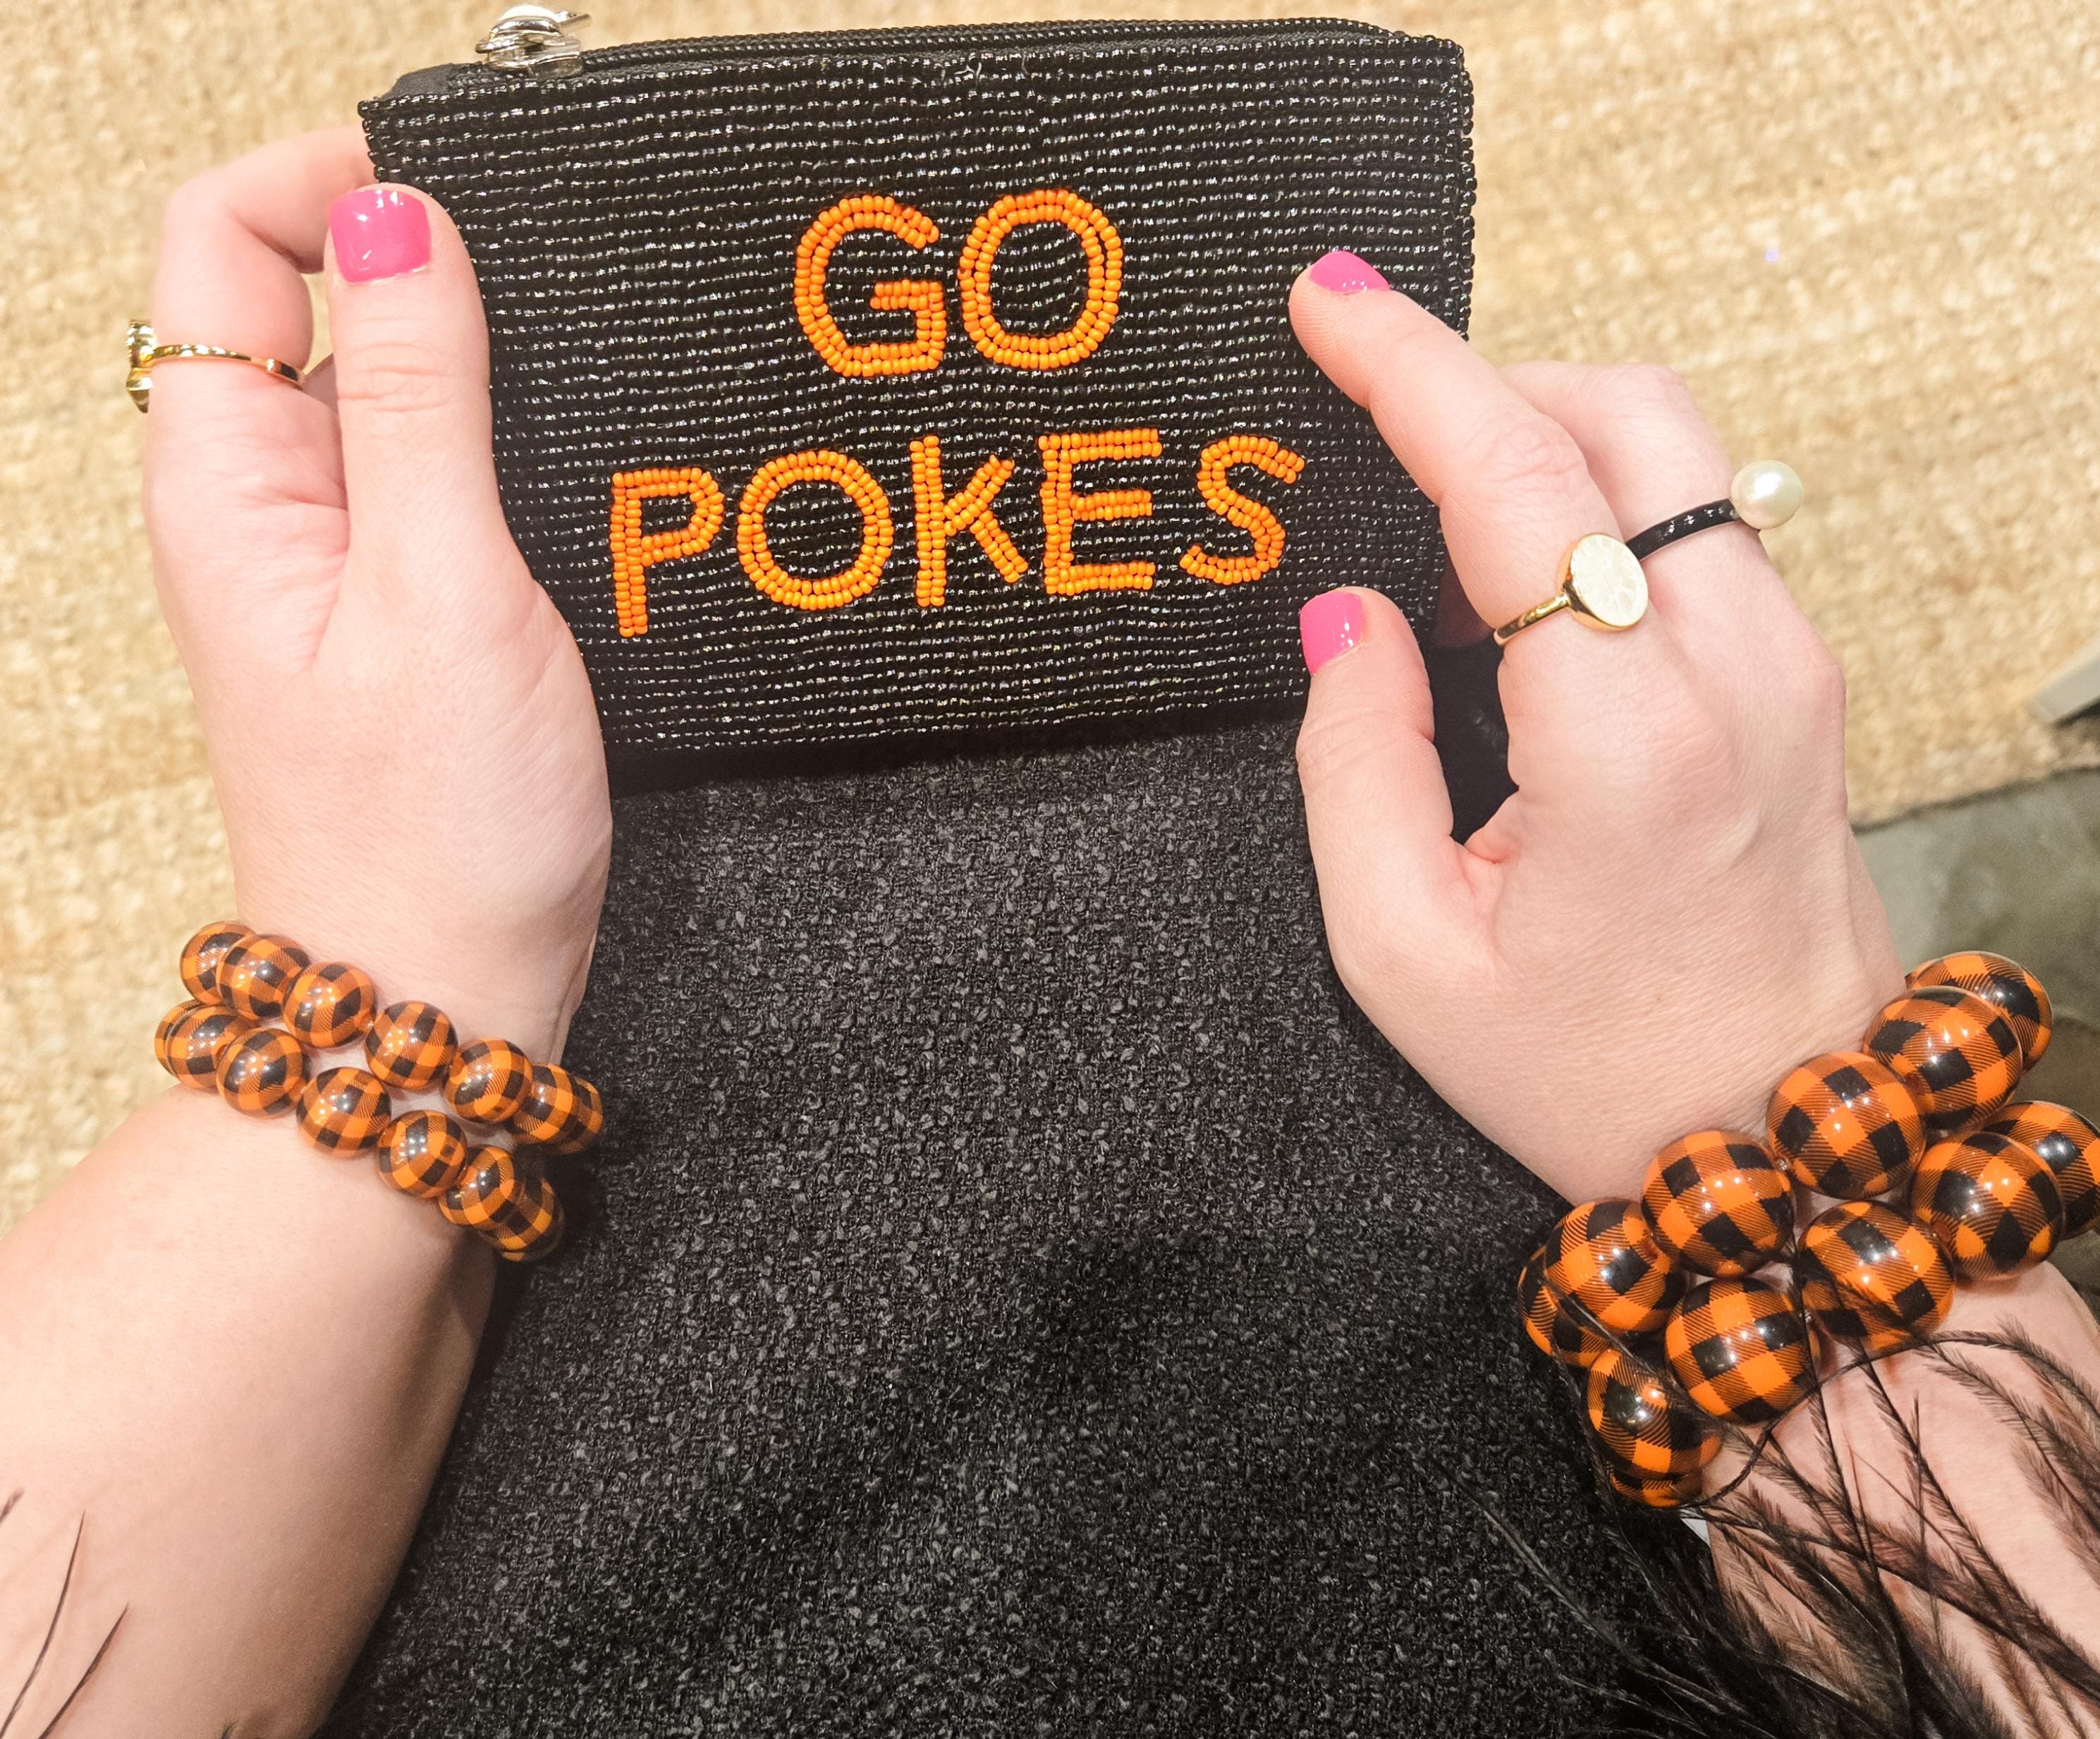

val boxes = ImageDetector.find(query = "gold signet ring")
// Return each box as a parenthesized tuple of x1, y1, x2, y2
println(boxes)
(1491, 533, 1649, 647)
(126, 319, 304, 412)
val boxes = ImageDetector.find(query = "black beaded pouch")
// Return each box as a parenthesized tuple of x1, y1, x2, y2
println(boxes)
(361, 14, 1475, 788)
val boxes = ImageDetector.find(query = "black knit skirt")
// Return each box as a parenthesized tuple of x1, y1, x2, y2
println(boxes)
(325, 658, 1652, 1735)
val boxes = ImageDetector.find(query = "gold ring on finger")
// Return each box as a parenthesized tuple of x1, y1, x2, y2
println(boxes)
(1491, 532, 1649, 647)
(125, 319, 305, 413)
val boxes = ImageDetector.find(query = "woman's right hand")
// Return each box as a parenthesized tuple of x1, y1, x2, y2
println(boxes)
(147, 128, 609, 1058)
(1281, 266, 2100, 1705)
(1285, 263, 1903, 1205)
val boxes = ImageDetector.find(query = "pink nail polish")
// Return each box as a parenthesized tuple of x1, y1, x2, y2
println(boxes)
(330, 187, 432, 283)
(1306, 249, 1391, 295)
(1300, 589, 1367, 673)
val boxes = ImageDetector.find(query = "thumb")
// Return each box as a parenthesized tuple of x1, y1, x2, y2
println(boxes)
(324, 184, 514, 598)
(1295, 587, 1477, 991)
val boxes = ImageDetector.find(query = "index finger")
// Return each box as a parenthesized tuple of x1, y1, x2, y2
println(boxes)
(1288, 276, 1637, 651)
(147, 127, 371, 451)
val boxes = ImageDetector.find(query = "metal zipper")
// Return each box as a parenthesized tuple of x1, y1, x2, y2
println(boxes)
(469, 8, 1388, 83)
(475, 6, 590, 76)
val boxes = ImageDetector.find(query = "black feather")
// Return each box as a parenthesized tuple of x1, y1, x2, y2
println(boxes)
(0, 1497, 125, 1739)
(1484, 1312, 2100, 1737)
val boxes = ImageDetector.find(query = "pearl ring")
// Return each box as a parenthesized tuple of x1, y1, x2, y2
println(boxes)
(1492, 460, 1805, 647)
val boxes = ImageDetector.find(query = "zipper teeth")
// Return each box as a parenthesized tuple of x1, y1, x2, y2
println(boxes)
(478, 16, 1392, 80)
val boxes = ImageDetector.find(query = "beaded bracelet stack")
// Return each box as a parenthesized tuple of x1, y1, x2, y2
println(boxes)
(152, 922, 602, 1262)
(1520, 952, 2099, 1508)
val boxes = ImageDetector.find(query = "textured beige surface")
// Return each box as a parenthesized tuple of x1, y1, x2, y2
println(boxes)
(4, 0, 2097, 1225)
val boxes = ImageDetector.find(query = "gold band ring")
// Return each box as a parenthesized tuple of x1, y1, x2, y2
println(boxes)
(125, 319, 304, 412)
(1491, 532, 1650, 647)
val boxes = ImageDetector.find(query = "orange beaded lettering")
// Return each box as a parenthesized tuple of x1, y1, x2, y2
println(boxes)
(1039, 428, 1163, 596)
(738, 450, 896, 612)
(909, 435, 1028, 608)
(610, 468, 725, 639)
(795, 195, 946, 379)
(1180, 435, 1307, 586)
(959, 190, 1123, 372)
(605, 190, 1317, 626)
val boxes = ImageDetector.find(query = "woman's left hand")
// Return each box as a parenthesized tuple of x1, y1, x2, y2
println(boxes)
(0, 130, 612, 1734)
(145, 127, 611, 1059)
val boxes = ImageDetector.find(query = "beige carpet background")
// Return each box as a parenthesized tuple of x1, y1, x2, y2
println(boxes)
(4, 0, 2096, 1226)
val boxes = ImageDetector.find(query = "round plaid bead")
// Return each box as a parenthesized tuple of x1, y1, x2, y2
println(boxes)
(283, 960, 378, 1051)
(438, 1147, 529, 1231)
(293, 1066, 393, 1156)
(1863, 985, 2023, 1129)
(479, 1167, 566, 1264)
(1908, 951, 2052, 1069)
(1907, 1129, 2061, 1279)
(1796, 1201, 1953, 1353)
(365, 1001, 458, 1093)
(214, 1026, 308, 1116)
(1640, 1130, 1794, 1277)
(377, 1110, 471, 1199)
(1663, 1276, 1814, 1423)
(1986, 1102, 2100, 1239)
(154, 999, 252, 1090)
(1606, 1466, 1702, 1510)
(1518, 1243, 1612, 1369)
(1545, 1199, 1686, 1336)
(178, 920, 252, 1003)
(1766, 1051, 1925, 1199)
(215, 933, 311, 1024)
(444, 1039, 535, 1125)
(1583, 1347, 1718, 1482)
(511, 1063, 604, 1156)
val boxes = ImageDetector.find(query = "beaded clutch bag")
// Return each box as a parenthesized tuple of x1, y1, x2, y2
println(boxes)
(362, 11, 1475, 787)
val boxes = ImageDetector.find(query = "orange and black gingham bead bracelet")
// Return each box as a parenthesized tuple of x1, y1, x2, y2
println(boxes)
(1520, 952, 2096, 1509)
(154, 922, 602, 1262)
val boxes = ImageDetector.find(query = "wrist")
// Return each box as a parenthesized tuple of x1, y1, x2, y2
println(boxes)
(230, 895, 594, 1065)
(1714, 966, 1915, 1142)
(1553, 957, 1911, 1196)
(145, 1082, 491, 1256)
(1714, 960, 1910, 1145)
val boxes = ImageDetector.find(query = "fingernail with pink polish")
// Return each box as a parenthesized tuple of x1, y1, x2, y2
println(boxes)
(1300, 589, 1367, 673)
(330, 187, 431, 283)
(1306, 249, 1390, 295)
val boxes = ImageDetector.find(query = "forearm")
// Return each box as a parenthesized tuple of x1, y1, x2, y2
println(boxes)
(0, 141, 611, 1731)
(1710, 1264, 2100, 1717)
(0, 1086, 489, 1733)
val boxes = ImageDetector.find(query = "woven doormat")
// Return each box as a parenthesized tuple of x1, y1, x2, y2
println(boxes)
(3, 0, 2096, 1227)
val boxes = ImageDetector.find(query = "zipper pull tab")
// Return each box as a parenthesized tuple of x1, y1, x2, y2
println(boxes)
(475, 6, 590, 76)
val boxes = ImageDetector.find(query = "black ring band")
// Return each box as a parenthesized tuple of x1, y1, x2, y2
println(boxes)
(1625, 499, 1740, 561)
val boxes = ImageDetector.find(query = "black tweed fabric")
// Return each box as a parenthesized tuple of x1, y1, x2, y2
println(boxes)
(359, 20, 1475, 780)
(325, 683, 1647, 1736)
